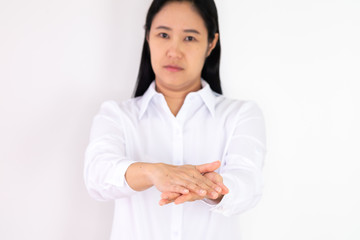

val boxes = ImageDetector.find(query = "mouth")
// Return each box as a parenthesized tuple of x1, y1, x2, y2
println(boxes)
(164, 65, 184, 72)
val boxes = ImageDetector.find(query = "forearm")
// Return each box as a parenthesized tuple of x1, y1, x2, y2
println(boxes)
(84, 146, 137, 200)
(125, 161, 222, 196)
(125, 162, 155, 191)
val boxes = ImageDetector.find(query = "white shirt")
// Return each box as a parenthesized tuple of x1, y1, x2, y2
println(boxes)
(84, 80, 266, 240)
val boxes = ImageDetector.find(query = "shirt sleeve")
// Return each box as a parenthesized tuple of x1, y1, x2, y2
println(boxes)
(208, 101, 266, 216)
(84, 101, 137, 201)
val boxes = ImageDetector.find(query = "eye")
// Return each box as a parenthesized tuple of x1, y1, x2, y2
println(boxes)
(185, 36, 196, 41)
(159, 33, 169, 38)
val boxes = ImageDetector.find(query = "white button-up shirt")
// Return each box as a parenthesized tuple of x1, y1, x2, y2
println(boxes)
(84, 80, 266, 240)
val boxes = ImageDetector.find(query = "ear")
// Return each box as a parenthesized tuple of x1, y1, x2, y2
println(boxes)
(206, 33, 219, 57)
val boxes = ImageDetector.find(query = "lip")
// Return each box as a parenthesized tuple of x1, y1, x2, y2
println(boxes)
(164, 65, 184, 72)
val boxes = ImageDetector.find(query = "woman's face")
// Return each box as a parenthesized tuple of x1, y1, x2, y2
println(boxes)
(147, 1, 218, 93)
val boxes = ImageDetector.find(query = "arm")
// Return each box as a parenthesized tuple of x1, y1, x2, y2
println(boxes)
(84, 101, 223, 201)
(159, 171, 229, 205)
(84, 101, 137, 201)
(159, 101, 266, 216)
(125, 161, 225, 199)
(211, 101, 266, 216)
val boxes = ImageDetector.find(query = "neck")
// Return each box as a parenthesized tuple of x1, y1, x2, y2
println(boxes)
(155, 80, 202, 116)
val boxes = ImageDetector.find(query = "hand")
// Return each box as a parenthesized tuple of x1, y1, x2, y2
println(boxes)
(159, 171, 229, 206)
(149, 161, 222, 197)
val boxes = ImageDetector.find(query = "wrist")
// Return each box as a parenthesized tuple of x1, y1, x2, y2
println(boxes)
(144, 162, 158, 186)
(125, 162, 155, 191)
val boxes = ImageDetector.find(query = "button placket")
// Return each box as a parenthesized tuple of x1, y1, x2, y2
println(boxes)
(170, 120, 184, 240)
(170, 205, 183, 240)
(172, 121, 183, 166)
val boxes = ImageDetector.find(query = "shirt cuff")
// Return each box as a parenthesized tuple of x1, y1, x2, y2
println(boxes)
(202, 198, 220, 206)
(205, 174, 235, 216)
(104, 160, 137, 188)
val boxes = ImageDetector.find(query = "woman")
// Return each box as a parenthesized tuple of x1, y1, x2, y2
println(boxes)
(84, 0, 266, 239)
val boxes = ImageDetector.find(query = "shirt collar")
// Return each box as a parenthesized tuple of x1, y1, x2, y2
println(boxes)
(138, 81, 158, 119)
(197, 79, 216, 117)
(138, 79, 217, 119)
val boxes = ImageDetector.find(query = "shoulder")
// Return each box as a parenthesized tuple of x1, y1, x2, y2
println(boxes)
(214, 96, 266, 144)
(96, 98, 141, 121)
(214, 95, 264, 120)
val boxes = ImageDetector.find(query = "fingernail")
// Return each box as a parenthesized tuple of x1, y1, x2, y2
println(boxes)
(200, 189, 206, 196)
(215, 187, 222, 193)
(212, 192, 218, 198)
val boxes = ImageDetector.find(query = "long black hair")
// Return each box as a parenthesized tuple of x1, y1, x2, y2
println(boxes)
(133, 0, 222, 97)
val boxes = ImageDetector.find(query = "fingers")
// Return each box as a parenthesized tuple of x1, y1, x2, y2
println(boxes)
(153, 163, 216, 195)
(174, 193, 202, 205)
(183, 181, 207, 196)
(217, 182, 229, 194)
(159, 198, 172, 206)
(161, 192, 180, 200)
(170, 165, 224, 200)
(159, 192, 181, 206)
(168, 185, 189, 195)
(190, 177, 220, 199)
(158, 168, 230, 206)
(170, 166, 220, 197)
(196, 161, 221, 174)
(152, 162, 224, 200)
(159, 194, 194, 206)
(203, 172, 229, 195)
(174, 194, 191, 205)
(190, 173, 222, 199)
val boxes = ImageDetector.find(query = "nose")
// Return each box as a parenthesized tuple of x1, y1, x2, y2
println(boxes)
(166, 40, 183, 59)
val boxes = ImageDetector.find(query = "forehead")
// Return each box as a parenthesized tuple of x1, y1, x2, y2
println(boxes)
(151, 1, 207, 32)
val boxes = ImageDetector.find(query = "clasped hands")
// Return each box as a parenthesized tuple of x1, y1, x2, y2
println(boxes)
(151, 161, 229, 206)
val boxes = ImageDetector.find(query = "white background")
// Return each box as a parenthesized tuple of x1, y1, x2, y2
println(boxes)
(0, 0, 359, 239)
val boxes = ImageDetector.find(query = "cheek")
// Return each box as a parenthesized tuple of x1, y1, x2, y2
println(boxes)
(192, 43, 208, 58)
(149, 43, 162, 68)
(188, 48, 207, 68)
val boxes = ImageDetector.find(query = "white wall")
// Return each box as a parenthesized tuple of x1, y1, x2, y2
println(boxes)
(0, 0, 359, 239)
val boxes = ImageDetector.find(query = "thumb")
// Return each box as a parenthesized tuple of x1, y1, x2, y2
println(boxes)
(196, 160, 221, 174)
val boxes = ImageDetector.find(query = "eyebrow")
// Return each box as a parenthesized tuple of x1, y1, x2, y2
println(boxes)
(155, 25, 200, 35)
